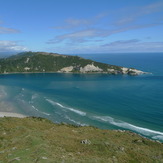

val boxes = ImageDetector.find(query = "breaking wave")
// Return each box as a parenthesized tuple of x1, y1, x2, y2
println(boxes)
(64, 115, 87, 126)
(31, 105, 50, 116)
(46, 99, 86, 116)
(31, 105, 39, 111)
(31, 94, 38, 100)
(92, 116, 163, 141)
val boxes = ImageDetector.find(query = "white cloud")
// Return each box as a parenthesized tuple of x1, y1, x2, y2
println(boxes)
(47, 29, 101, 44)
(47, 39, 163, 54)
(53, 18, 93, 30)
(53, 13, 107, 30)
(47, 23, 159, 44)
(0, 26, 20, 34)
(0, 41, 28, 52)
(142, 1, 163, 14)
(102, 39, 140, 47)
(114, 1, 163, 26)
(101, 40, 163, 52)
(47, 1, 163, 53)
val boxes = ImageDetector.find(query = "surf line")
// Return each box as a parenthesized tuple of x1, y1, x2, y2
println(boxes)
(45, 98, 86, 116)
(92, 115, 163, 140)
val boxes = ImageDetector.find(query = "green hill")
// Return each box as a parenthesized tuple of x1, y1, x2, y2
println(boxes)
(0, 51, 145, 75)
(0, 117, 162, 163)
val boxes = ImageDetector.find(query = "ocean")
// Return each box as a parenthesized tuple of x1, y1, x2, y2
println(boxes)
(0, 52, 163, 142)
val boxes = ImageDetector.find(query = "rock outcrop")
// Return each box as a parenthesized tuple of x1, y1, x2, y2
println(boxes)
(59, 66, 74, 73)
(80, 64, 103, 73)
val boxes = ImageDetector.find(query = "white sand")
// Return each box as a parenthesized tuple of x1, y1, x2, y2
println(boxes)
(0, 112, 26, 118)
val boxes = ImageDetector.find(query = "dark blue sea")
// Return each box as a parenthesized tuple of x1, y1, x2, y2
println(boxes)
(0, 53, 163, 141)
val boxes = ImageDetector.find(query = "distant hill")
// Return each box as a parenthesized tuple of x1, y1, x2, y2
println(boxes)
(0, 51, 145, 75)
(0, 117, 162, 162)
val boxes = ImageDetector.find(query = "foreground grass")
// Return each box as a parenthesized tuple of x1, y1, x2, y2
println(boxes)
(0, 117, 163, 163)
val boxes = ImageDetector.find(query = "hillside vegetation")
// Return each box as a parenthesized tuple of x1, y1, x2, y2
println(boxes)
(0, 117, 163, 163)
(0, 52, 144, 75)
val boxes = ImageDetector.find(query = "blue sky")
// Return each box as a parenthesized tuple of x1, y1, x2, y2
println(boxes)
(0, 0, 163, 54)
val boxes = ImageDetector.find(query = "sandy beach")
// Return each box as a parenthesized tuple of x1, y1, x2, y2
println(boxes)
(0, 112, 26, 118)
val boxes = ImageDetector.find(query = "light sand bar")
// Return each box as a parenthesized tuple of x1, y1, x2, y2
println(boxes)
(0, 112, 26, 118)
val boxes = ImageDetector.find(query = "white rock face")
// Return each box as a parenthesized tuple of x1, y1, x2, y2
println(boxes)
(24, 67, 30, 71)
(121, 67, 129, 74)
(80, 64, 103, 73)
(121, 67, 146, 75)
(128, 69, 145, 75)
(107, 68, 115, 72)
(25, 58, 30, 63)
(60, 66, 74, 73)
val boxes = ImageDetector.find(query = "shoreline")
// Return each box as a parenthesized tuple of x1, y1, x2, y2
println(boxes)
(0, 112, 26, 118)
(0, 71, 149, 76)
(0, 112, 162, 143)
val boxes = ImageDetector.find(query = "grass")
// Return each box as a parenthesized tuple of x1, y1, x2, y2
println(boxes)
(0, 117, 163, 163)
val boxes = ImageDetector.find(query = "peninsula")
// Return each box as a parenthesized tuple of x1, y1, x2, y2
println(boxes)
(0, 51, 145, 75)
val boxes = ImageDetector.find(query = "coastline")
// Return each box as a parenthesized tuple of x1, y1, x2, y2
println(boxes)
(0, 111, 162, 143)
(0, 71, 148, 76)
(0, 112, 26, 118)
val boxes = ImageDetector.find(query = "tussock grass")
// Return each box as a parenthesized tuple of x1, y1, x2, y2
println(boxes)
(0, 117, 163, 162)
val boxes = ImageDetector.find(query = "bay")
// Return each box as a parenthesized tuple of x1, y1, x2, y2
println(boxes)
(0, 52, 163, 141)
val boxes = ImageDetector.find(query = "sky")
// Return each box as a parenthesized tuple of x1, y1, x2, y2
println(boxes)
(0, 0, 163, 55)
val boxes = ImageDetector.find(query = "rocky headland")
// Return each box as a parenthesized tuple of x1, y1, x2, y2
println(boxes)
(0, 51, 147, 75)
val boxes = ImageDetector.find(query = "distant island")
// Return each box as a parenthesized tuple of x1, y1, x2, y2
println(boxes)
(0, 51, 146, 75)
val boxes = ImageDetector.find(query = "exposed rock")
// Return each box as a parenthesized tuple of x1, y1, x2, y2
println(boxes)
(80, 63, 103, 73)
(121, 67, 129, 74)
(107, 68, 115, 72)
(24, 67, 30, 71)
(25, 57, 30, 63)
(42, 156, 48, 160)
(12, 147, 17, 150)
(133, 139, 144, 143)
(59, 66, 74, 73)
(81, 139, 91, 144)
(128, 68, 146, 75)
(118, 146, 125, 151)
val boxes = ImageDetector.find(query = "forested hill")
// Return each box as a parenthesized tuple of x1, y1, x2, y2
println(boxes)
(0, 51, 145, 75)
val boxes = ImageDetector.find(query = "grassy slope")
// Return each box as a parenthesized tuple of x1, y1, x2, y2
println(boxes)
(0, 117, 163, 163)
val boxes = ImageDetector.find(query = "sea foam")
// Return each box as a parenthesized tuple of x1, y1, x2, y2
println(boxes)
(92, 115, 163, 141)
(64, 115, 87, 126)
(31, 105, 50, 116)
(46, 99, 86, 116)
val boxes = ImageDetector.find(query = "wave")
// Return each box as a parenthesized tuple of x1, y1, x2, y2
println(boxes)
(32, 105, 39, 111)
(64, 115, 87, 126)
(31, 105, 50, 116)
(46, 99, 86, 116)
(92, 116, 163, 141)
(152, 135, 163, 141)
(31, 94, 38, 100)
(41, 111, 50, 116)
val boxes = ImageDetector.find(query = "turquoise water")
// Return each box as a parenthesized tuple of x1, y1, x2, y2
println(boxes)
(0, 53, 163, 141)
